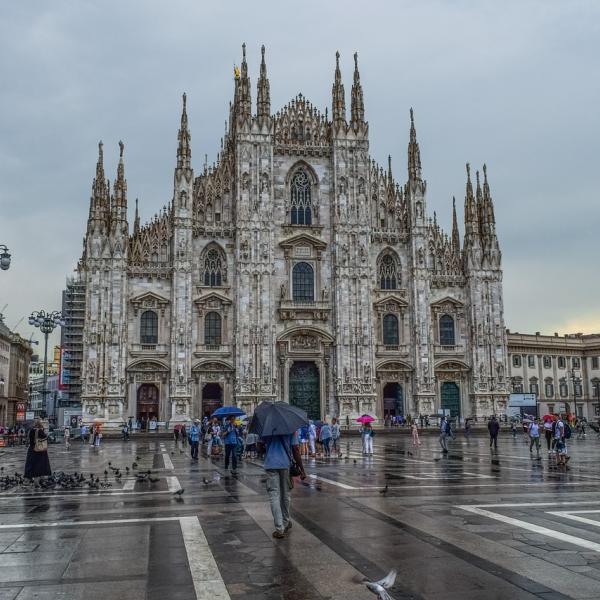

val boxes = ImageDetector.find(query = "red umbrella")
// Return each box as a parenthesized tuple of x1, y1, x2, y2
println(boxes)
(356, 414, 375, 424)
(542, 414, 556, 422)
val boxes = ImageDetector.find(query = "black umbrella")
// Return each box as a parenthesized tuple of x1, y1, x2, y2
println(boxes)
(249, 401, 308, 437)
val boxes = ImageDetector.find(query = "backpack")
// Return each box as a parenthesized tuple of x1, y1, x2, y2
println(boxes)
(564, 422, 572, 439)
(445, 421, 452, 434)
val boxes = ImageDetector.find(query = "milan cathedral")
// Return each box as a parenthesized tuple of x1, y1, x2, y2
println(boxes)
(76, 45, 509, 428)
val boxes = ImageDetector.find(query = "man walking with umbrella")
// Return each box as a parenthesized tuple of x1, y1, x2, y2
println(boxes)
(251, 402, 307, 539)
(223, 415, 240, 475)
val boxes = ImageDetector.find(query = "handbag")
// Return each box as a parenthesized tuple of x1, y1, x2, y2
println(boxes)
(34, 429, 48, 452)
(283, 439, 302, 477)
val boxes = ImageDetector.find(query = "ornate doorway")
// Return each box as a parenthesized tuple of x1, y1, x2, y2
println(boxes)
(441, 382, 461, 418)
(383, 382, 404, 417)
(137, 384, 159, 421)
(202, 383, 223, 418)
(289, 361, 320, 420)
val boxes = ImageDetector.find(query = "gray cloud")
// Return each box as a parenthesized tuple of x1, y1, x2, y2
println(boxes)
(1, 0, 599, 346)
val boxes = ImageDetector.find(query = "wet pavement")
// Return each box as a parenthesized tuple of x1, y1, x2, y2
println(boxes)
(1, 432, 600, 599)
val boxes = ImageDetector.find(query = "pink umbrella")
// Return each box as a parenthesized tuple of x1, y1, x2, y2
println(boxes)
(356, 414, 375, 424)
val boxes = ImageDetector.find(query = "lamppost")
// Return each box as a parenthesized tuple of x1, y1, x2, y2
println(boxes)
(568, 367, 581, 418)
(28, 310, 64, 418)
(0, 245, 11, 271)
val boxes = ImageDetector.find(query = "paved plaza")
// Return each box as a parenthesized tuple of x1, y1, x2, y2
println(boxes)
(1, 432, 600, 599)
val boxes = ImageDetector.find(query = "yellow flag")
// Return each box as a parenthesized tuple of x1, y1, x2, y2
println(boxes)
(234, 65, 240, 80)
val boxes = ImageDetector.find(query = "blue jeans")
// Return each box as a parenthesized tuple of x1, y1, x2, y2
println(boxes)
(225, 443, 237, 471)
(190, 440, 199, 459)
(322, 438, 331, 456)
(266, 469, 291, 533)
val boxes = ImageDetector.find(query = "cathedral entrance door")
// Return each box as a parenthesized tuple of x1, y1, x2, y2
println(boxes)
(202, 383, 223, 419)
(383, 382, 404, 417)
(289, 361, 320, 421)
(441, 382, 461, 419)
(137, 384, 159, 423)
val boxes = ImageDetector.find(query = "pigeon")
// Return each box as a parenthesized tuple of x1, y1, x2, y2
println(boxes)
(407, 451, 413, 456)
(132, 462, 138, 469)
(103, 470, 108, 476)
(108, 462, 112, 466)
(202, 477, 210, 484)
(353, 459, 357, 465)
(379, 485, 389, 495)
(359, 569, 397, 599)
(173, 488, 185, 496)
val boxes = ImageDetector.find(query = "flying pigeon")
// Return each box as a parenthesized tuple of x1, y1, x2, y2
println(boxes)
(359, 569, 397, 599)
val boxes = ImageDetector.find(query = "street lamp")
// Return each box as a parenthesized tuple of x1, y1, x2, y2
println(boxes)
(28, 310, 65, 417)
(568, 368, 581, 418)
(0, 245, 11, 271)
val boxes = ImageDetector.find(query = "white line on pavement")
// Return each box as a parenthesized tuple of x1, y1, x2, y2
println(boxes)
(180, 516, 231, 600)
(0, 516, 182, 529)
(547, 511, 600, 529)
(167, 476, 181, 492)
(308, 473, 355, 489)
(457, 504, 600, 553)
(163, 452, 174, 470)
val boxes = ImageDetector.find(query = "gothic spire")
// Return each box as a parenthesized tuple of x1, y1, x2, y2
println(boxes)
(89, 141, 109, 228)
(463, 163, 479, 239)
(133, 198, 140, 235)
(451, 196, 460, 252)
(350, 51, 364, 127)
(482, 163, 496, 226)
(475, 169, 484, 235)
(331, 51, 346, 126)
(112, 140, 127, 225)
(177, 93, 191, 169)
(256, 44, 270, 119)
(237, 42, 251, 120)
(407, 108, 422, 182)
(92, 141, 108, 204)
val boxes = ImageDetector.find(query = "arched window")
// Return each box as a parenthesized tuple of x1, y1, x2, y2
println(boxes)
(140, 311, 158, 344)
(383, 314, 399, 346)
(439, 315, 455, 346)
(377, 251, 400, 290)
(204, 312, 222, 346)
(292, 262, 314, 303)
(290, 169, 312, 225)
(202, 245, 225, 287)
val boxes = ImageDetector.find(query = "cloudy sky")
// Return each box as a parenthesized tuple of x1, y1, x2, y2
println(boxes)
(1, 0, 598, 347)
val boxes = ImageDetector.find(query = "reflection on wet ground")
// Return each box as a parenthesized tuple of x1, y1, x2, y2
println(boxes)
(1, 432, 599, 599)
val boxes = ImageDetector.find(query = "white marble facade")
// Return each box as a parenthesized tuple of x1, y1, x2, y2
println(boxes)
(77, 46, 509, 427)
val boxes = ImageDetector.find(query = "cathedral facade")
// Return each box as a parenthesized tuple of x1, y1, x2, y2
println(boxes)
(77, 46, 509, 427)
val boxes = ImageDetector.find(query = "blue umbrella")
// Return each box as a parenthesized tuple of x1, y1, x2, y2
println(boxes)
(249, 401, 308, 436)
(211, 406, 246, 419)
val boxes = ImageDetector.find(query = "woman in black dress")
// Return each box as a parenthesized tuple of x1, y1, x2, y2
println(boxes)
(24, 419, 52, 480)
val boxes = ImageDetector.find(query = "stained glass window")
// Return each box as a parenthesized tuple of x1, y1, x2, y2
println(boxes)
(140, 311, 158, 344)
(383, 314, 399, 345)
(204, 312, 222, 346)
(439, 315, 455, 346)
(292, 262, 314, 303)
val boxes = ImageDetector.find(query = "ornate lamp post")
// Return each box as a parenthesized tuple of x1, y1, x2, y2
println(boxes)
(28, 310, 64, 417)
(0, 245, 11, 271)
